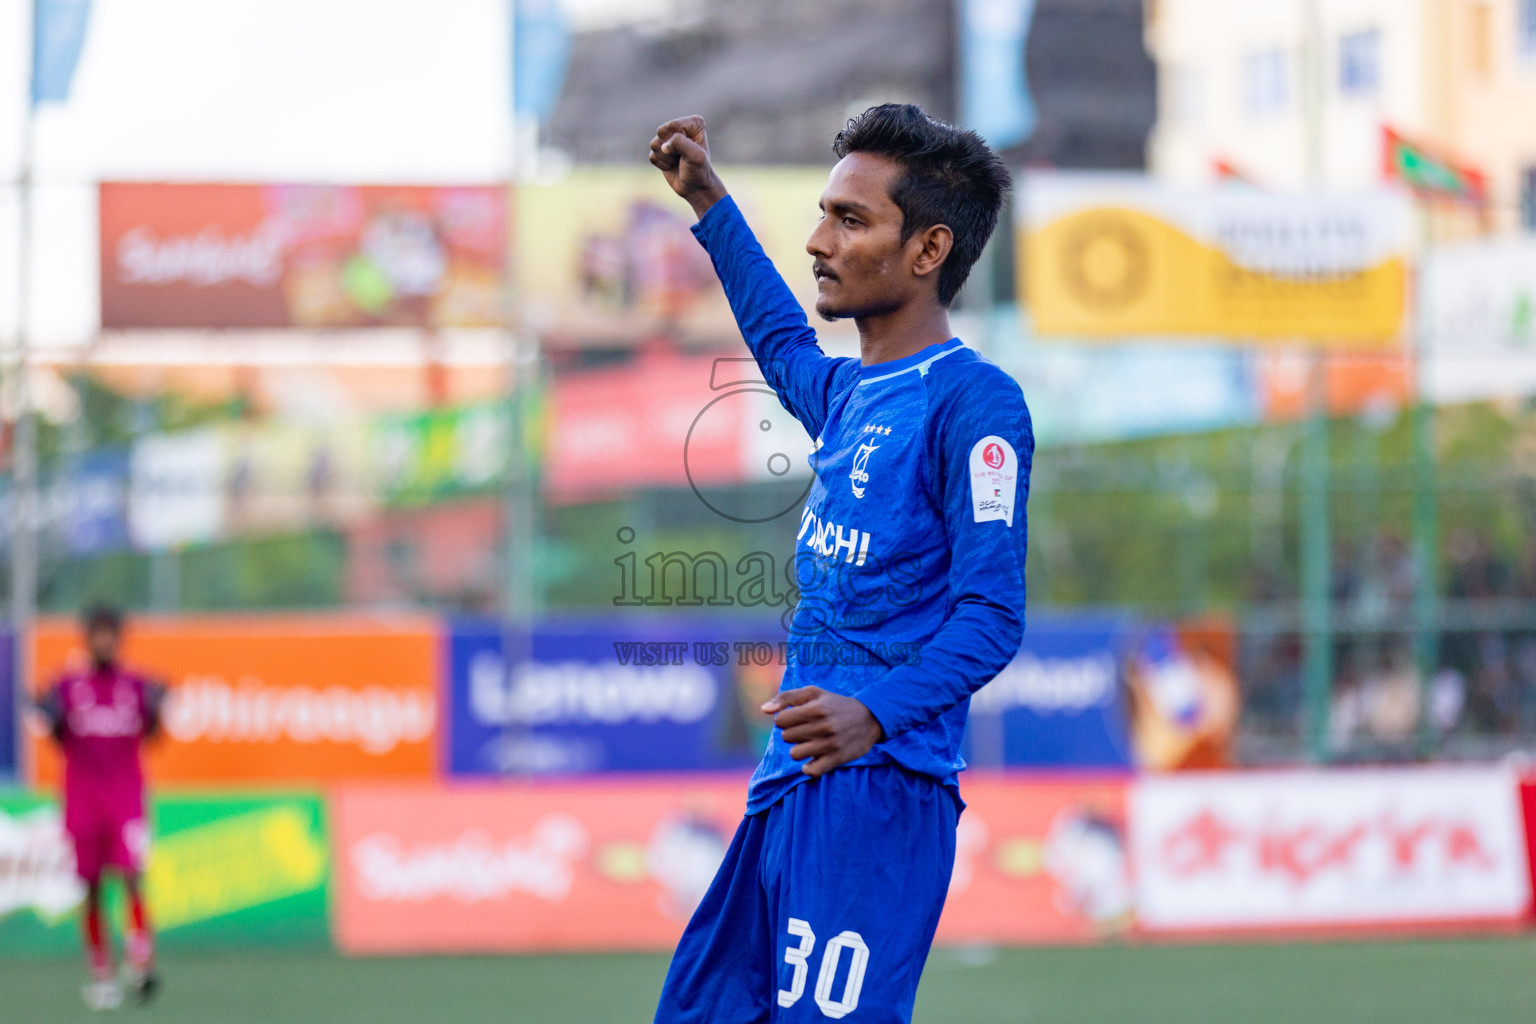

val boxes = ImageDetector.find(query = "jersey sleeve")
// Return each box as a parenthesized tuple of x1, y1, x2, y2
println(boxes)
(690, 196, 851, 437)
(855, 373, 1033, 740)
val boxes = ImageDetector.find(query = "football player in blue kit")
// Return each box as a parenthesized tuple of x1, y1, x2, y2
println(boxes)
(648, 104, 1032, 1023)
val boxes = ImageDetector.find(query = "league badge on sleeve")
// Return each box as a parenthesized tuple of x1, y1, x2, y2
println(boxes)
(969, 436, 1018, 526)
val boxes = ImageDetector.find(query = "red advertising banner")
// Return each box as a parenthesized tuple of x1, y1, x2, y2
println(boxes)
(332, 778, 748, 954)
(545, 351, 813, 502)
(30, 615, 441, 785)
(100, 183, 505, 328)
(936, 775, 1132, 944)
(330, 775, 1130, 955)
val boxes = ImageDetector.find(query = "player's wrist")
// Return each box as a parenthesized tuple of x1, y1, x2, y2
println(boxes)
(685, 178, 729, 220)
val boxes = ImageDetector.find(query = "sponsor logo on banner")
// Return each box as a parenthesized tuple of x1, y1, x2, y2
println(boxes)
(31, 617, 440, 784)
(100, 183, 505, 329)
(970, 652, 1116, 713)
(1021, 172, 1409, 344)
(165, 678, 435, 755)
(0, 801, 83, 922)
(332, 777, 1132, 954)
(1131, 769, 1532, 931)
(448, 620, 765, 777)
(965, 615, 1132, 769)
(145, 800, 329, 931)
(332, 781, 744, 954)
(349, 814, 588, 904)
(0, 793, 330, 952)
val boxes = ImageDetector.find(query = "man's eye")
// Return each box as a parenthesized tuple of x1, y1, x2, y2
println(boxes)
(842, 217, 860, 228)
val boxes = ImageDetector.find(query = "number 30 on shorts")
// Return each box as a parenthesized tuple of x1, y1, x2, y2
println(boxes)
(776, 917, 870, 1019)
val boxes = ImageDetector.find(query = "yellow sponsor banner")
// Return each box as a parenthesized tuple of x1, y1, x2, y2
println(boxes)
(146, 803, 328, 930)
(1021, 173, 1410, 347)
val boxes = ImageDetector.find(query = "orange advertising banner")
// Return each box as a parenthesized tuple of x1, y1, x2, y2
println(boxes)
(99, 183, 506, 329)
(330, 774, 1130, 955)
(30, 615, 440, 785)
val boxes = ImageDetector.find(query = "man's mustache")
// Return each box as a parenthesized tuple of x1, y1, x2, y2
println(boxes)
(812, 261, 839, 282)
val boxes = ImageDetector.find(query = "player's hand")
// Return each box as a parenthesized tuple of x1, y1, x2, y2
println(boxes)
(763, 687, 885, 778)
(649, 115, 728, 219)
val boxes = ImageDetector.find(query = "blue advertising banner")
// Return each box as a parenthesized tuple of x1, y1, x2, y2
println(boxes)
(0, 631, 15, 777)
(57, 448, 130, 556)
(447, 617, 779, 777)
(964, 613, 1132, 769)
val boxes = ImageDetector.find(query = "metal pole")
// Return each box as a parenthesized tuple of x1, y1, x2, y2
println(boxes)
(1301, 355, 1333, 760)
(503, 1, 540, 627)
(1298, 0, 1332, 761)
(11, 78, 38, 784)
(1412, 218, 1439, 756)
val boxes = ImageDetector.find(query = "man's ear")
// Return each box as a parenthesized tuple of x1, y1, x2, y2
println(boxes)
(911, 224, 954, 283)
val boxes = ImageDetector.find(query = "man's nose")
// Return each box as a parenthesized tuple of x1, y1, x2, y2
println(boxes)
(806, 221, 832, 260)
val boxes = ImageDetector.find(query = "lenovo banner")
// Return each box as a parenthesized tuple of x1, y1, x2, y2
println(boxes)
(1131, 769, 1532, 932)
(100, 183, 505, 328)
(30, 616, 441, 784)
(446, 618, 775, 777)
(964, 614, 1133, 769)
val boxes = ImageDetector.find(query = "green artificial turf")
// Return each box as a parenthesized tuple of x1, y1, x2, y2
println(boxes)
(4, 936, 1535, 1024)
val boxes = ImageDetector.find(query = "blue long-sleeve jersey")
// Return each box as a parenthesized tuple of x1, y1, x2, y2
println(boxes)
(692, 197, 1035, 813)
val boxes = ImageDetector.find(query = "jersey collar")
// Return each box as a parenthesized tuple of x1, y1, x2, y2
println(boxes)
(857, 337, 965, 384)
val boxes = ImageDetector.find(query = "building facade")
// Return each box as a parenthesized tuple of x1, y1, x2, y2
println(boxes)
(1148, 0, 1536, 235)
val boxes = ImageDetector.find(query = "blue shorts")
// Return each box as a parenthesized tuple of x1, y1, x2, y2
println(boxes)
(654, 765, 959, 1023)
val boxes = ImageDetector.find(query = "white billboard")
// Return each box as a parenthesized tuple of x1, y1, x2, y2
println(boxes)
(1131, 768, 1531, 930)
(1421, 239, 1536, 403)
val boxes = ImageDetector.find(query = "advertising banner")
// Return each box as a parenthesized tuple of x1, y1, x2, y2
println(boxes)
(965, 615, 1133, 769)
(128, 428, 228, 551)
(332, 775, 1130, 954)
(544, 350, 810, 503)
(224, 420, 374, 537)
(1421, 239, 1536, 403)
(447, 618, 773, 777)
(0, 791, 329, 953)
(0, 632, 13, 777)
(1130, 769, 1532, 932)
(345, 500, 503, 607)
(100, 183, 505, 329)
(516, 168, 839, 347)
(53, 448, 132, 556)
(372, 402, 510, 506)
(1021, 173, 1409, 345)
(1256, 350, 1413, 421)
(936, 776, 1131, 944)
(30, 616, 440, 785)
(997, 339, 1260, 447)
(331, 778, 748, 954)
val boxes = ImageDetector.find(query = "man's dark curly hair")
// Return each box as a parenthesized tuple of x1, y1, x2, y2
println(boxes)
(833, 104, 1012, 306)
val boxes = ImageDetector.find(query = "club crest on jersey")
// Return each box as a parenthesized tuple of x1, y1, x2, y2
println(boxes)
(850, 441, 878, 498)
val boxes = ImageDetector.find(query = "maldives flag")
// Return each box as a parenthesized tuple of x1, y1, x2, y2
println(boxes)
(1382, 125, 1487, 205)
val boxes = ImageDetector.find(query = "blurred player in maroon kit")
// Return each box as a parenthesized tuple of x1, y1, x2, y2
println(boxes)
(35, 605, 166, 1010)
